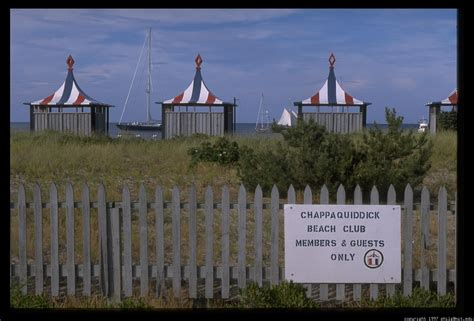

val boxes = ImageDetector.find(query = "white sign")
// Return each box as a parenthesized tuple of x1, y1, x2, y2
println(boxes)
(284, 204, 401, 283)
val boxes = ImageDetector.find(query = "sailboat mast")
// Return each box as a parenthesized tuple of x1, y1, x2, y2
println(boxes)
(146, 27, 152, 124)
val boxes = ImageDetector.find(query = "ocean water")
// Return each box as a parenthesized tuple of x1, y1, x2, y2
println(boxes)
(10, 122, 419, 139)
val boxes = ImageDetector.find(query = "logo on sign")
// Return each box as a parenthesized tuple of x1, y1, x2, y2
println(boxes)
(364, 249, 384, 269)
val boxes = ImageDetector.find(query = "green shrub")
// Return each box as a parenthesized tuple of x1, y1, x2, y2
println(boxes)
(188, 136, 240, 167)
(362, 287, 455, 308)
(236, 281, 318, 308)
(10, 285, 53, 308)
(438, 111, 457, 131)
(353, 108, 433, 198)
(116, 297, 151, 309)
(238, 109, 432, 197)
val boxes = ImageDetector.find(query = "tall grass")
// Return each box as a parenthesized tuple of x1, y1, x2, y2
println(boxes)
(423, 130, 457, 197)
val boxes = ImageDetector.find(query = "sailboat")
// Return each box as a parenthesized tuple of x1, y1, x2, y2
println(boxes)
(117, 28, 161, 131)
(277, 107, 297, 127)
(255, 93, 270, 132)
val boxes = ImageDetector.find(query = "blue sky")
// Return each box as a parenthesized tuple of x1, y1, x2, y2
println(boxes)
(10, 9, 457, 124)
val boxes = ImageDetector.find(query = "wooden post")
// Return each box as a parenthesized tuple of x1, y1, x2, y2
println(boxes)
(429, 104, 440, 134)
(30, 105, 35, 131)
(297, 104, 303, 120)
(360, 104, 367, 128)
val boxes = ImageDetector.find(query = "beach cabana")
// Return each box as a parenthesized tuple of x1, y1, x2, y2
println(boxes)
(426, 89, 458, 134)
(294, 53, 371, 133)
(24, 55, 113, 136)
(158, 54, 237, 139)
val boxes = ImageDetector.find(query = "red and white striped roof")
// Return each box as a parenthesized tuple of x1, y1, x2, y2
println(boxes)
(426, 88, 458, 106)
(29, 55, 110, 106)
(298, 53, 369, 106)
(441, 89, 458, 105)
(163, 54, 225, 105)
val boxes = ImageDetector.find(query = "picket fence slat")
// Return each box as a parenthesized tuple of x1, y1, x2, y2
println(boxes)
(303, 185, 312, 298)
(238, 184, 246, 289)
(18, 184, 27, 294)
(369, 186, 379, 300)
(82, 184, 91, 296)
(205, 186, 214, 298)
(34, 183, 43, 295)
(139, 184, 149, 296)
(155, 186, 165, 297)
(98, 183, 108, 296)
(188, 185, 197, 298)
(421, 187, 430, 290)
(172, 186, 181, 297)
(336, 185, 346, 301)
(50, 183, 59, 296)
(221, 186, 230, 298)
(386, 185, 397, 297)
(438, 187, 447, 295)
(122, 185, 132, 297)
(403, 184, 413, 296)
(319, 185, 329, 301)
(110, 208, 121, 302)
(271, 185, 282, 285)
(254, 185, 263, 286)
(352, 185, 362, 301)
(66, 182, 75, 295)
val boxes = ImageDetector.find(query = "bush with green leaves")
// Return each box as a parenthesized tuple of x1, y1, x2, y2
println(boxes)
(10, 285, 52, 308)
(188, 136, 240, 167)
(362, 287, 455, 308)
(235, 281, 318, 308)
(438, 110, 457, 131)
(353, 108, 433, 198)
(238, 108, 432, 198)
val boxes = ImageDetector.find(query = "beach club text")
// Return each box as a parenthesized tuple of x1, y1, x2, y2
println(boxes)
(284, 204, 401, 283)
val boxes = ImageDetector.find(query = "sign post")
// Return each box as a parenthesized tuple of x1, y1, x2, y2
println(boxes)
(284, 204, 401, 283)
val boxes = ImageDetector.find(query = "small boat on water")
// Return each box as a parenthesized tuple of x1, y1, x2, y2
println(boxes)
(117, 28, 161, 132)
(418, 117, 428, 133)
(277, 107, 297, 127)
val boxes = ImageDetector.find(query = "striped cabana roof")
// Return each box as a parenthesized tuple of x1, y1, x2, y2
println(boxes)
(27, 55, 111, 107)
(427, 89, 458, 106)
(297, 53, 370, 106)
(163, 54, 228, 105)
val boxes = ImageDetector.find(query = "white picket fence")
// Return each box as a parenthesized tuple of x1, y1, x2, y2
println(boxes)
(10, 183, 456, 302)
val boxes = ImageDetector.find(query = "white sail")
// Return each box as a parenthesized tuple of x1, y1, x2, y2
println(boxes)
(277, 108, 297, 127)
